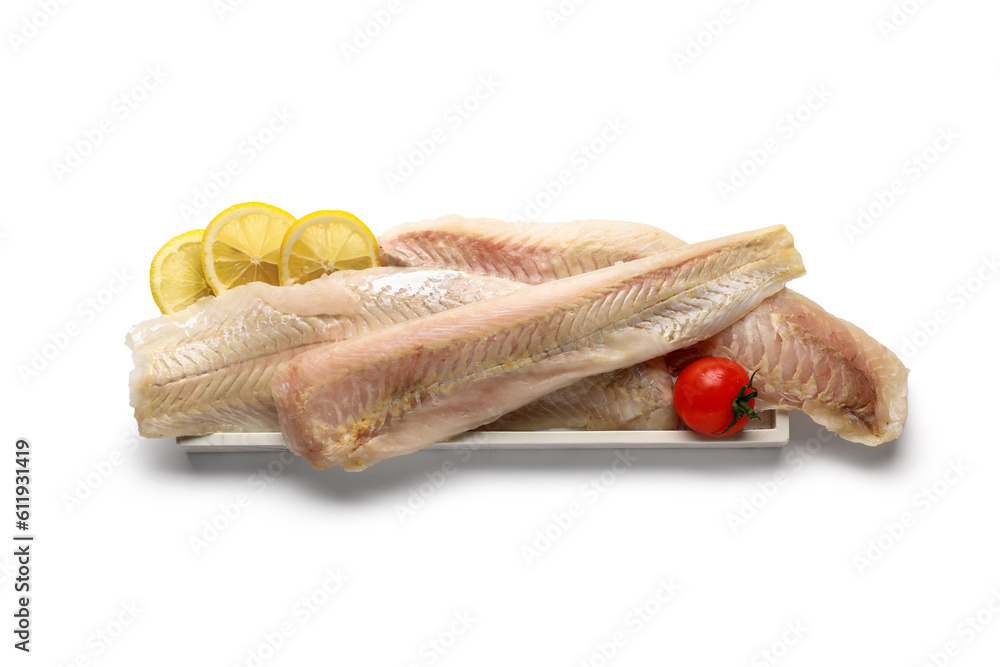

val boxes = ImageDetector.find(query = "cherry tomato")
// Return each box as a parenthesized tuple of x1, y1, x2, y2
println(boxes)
(673, 357, 760, 437)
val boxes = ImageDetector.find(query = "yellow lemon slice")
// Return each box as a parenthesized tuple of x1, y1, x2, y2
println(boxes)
(150, 229, 212, 314)
(201, 202, 297, 294)
(278, 210, 379, 286)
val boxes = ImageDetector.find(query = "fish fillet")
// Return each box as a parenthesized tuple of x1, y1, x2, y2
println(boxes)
(127, 268, 521, 437)
(380, 215, 685, 284)
(482, 359, 677, 432)
(662, 292, 908, 445)
(272, 226, 804, 470)
(379, 215, 908, 445)
(127, 267, 674, 437)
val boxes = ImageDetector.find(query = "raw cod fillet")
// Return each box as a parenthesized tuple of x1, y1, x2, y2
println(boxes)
(380, 216, 686, 284)
(127, 268, 516, 437)
(126, 267, 674, 437)
(272, 226, 804, 470)
(379, 215, 908, 446)
(662, 292, 907, 445)
(482, 359, 677, 432)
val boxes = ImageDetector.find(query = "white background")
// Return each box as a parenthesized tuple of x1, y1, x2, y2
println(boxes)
(2, 1, 999, 665)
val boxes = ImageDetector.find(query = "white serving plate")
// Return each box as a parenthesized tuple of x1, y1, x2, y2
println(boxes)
(176, 410, 789, 452)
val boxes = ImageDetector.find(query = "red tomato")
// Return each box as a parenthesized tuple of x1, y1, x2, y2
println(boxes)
(673, 357, 760, 437)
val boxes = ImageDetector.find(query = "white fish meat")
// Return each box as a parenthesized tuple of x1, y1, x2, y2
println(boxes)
(379, 215, 908, 445)
(482, 359, 677, 432)
(126, 268, 521, 437)
(127, 267, 674, 437)
(662, 292, 908, 445)
(272, 226, 804, 470)
(380, 215, 685, 284)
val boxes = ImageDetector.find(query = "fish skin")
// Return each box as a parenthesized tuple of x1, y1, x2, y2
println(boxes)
(126, 267, 675, 438)
(378, 215, 908, 446)
(273, 226, 804, 470)
(482, 359, 677, 432)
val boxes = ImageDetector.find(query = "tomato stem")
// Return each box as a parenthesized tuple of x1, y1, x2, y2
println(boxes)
(714, 369, 762, 435)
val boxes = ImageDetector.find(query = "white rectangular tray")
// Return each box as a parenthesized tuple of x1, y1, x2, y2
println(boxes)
(177, 410, 789, 452)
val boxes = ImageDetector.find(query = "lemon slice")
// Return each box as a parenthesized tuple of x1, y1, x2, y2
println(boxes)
(201, 202, 297, 294)
(150, 229, 212, 314)
(278, 210, 379, 286)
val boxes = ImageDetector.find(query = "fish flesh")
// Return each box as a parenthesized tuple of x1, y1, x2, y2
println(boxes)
(379, 215, 908, 445)
(482, 359, 677, 432)
(662, 291, 908, 445)
(380, 215, 685, 284)
(127, 267, 675, 438)
(272, 226, 804, 470)
(127, 268, 523, 437)
(275, 226, 802, 469)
